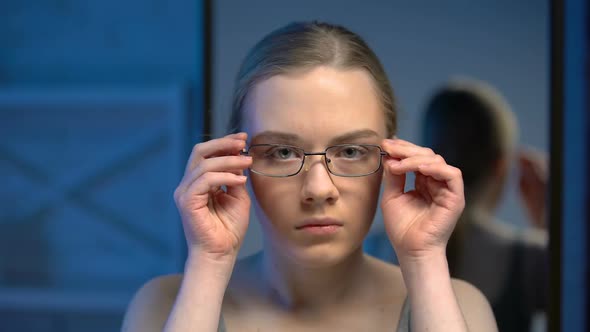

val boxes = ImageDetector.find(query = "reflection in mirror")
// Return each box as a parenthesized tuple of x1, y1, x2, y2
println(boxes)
(366, 78, 548, 332)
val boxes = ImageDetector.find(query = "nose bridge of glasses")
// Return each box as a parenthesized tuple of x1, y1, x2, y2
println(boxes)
(302, 151, 330, 171)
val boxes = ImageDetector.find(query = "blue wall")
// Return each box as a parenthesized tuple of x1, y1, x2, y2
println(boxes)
(0, 1, 203, 331)
(562, 0, 589, 330)
(0, 0, 200, 85)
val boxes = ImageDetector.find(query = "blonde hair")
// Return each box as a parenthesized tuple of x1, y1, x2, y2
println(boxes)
(423, 78, 520, 276)
(422, 78, 518, 197)
(228, 21, 397, 137)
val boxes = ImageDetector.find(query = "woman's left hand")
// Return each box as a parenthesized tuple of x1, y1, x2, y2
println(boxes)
(380, 138, 465, 260)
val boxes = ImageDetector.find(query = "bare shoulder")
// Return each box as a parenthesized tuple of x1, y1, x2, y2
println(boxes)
(521, 227, 548, 249)
(364, 254, 407, 298)
(452, 278, 498, 332)
(121, 274, 183, 332)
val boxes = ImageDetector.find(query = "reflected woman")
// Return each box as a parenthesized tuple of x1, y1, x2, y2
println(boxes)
(366, 78, 548, 332)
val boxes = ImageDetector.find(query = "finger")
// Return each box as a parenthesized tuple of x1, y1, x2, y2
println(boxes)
(518, 147, 548, 175)
(416, 163, 464, 198)
(226, 132, 248, 140)
(385, 154, 446, 174)
(382, 160, 406, 199)
(518, 153, 541, 175)
(185, 134, 248, 174)
(185, 172, 248, 198)
(180, 155, 252, 193)
(425, 176, 453, 207)
(518, 161, 547, 194)
(383, 137, 413, 147)
(518, 146, 547, 161)
(381, 139, 436, 160)
(226, 177, 249, 201)
(414, 172, 433, 204)
(192, 134, 247, 159)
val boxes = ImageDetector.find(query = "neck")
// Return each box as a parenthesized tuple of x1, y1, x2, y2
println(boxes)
(258, 245, 367, 311)
(467, 178, 503, 216)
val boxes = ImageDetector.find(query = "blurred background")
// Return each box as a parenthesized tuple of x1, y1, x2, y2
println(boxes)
(0, 0, 587, 331)
(0, 1, 201, 330)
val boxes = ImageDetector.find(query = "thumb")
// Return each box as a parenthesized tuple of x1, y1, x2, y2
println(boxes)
(226, 169, 250, 201)
(382, 159, 406, 201)
(226, 181, 249, 201)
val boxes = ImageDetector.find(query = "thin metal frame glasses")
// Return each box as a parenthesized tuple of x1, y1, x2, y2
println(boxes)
(241, 143, 388, 177)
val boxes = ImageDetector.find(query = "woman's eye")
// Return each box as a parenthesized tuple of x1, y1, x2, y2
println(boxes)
(343, 148, 360, 158)
(335, 146, 367, 159)
(267, 147, 299, 160)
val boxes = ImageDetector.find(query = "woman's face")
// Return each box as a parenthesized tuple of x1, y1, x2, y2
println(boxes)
(243, 66, 388, 267)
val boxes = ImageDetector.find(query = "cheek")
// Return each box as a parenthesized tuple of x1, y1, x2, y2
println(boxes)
(344, 172, 383, 219)
(249, 171, 383, 227)
(249, 176, 295, 224)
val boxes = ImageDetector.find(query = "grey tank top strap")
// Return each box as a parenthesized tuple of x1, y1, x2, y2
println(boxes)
(395, 296, 412, 332)
(218, 315, 227, 332)
(217, 297, 411, 332)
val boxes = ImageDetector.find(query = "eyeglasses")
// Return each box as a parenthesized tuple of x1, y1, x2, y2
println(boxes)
(241, 144, 387, 177)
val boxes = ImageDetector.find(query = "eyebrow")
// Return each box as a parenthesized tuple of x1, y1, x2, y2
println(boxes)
(330, 129, 381, 144)
(251, 129, 381, 145)
(251, 131, 301, 144)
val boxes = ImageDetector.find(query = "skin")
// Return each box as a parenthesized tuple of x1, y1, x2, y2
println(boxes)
(517, 148, 548, 229)
(122, 66, 497, 332)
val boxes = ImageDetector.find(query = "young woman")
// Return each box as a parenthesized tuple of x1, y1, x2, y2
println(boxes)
(122, 21, 497, 332)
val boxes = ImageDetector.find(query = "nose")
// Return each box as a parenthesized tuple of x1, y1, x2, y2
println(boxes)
(300, 156, 339, 205)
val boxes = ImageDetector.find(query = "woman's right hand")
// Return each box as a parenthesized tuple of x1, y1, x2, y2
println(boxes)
(517, 147, 548, 229)
(173, 132, 252, 260)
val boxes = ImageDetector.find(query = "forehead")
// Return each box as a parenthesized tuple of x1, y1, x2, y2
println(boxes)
(243, 66, 387, 145)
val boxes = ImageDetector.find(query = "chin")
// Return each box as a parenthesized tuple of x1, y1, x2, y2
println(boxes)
(284, 241, 362, 268)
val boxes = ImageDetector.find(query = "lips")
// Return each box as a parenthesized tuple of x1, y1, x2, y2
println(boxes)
(295, 217, 344, 229)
